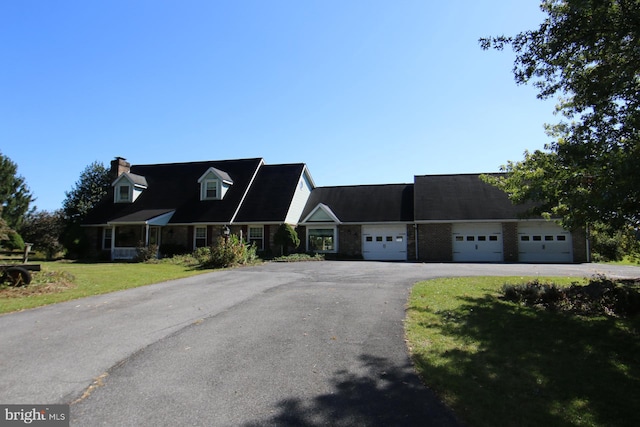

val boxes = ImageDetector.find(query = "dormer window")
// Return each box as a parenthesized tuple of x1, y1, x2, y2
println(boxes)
(202, 179, 219, 200)
(118, 184, 131, 202)
(198, 167, 233, 201)
(113, 172, 148, 204)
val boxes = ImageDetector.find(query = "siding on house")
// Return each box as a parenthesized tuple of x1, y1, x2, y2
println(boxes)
(284, 170, 314, 225)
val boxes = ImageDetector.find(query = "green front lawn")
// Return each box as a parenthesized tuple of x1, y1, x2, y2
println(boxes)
(0, 261, 206, 314)
(405, 276, 640, 427)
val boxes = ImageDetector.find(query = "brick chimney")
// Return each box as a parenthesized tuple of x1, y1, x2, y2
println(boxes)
(110, 157, 131, 180)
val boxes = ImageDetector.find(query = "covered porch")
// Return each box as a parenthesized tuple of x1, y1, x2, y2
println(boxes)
(105, 210, 175, 260)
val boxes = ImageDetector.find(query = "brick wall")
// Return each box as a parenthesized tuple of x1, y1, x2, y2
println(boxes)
(83, 227, 102, 258)
(502, 222, 518, 262)
(417, 223, 452, 262)
(572, 227, 589, 263)
(338, 225, 362, 257)
(406, 224, 417, 261)
(296, 226, 307, 253)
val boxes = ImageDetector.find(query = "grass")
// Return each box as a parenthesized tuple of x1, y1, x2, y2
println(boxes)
(0, 260, 206, 314)
(405, 276, 640, 427)
(605, 256, 640, 266)
(0, 253, 313, 314)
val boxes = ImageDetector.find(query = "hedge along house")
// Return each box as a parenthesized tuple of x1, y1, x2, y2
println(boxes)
(82, 157, 315, 260)
(297, 174, 588, 263)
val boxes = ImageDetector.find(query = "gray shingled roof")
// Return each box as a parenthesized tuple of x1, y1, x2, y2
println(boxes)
(414, 173, 534, 221)
(84, 158, 264, 225)
(300, 184, 414, 223)
(84, 158, 312, 226)
(234, 164, 306, 222)
(120, 172, 148, 188)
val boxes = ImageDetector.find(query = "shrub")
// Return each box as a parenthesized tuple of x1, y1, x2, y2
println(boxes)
(590, 223, 640, 262)
(135, 242, 159, 262)
(502, 280, 563, 307)
(1, 231, 25, 251)
(159, 243, 189, 258)
(273, 224, 300, 256)
(193, 246, 212, 266)
(199, 235, 257, 268)
(501, 277, 640, 317)
(272, 253, 325, 262)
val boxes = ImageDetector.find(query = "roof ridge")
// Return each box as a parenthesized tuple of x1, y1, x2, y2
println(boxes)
(131, 157, 264, 168)
(315, 183, 413, 189)
(414, 172, 504, 178)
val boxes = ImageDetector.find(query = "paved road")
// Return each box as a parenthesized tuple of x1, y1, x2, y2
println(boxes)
(1, 261, 639, 426)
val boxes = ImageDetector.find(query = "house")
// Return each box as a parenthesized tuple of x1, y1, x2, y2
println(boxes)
(83, 157, 314, 259)
(83, 157, 588, 263)
(297, 173, 588, 263)
(298, 184, 414, 260)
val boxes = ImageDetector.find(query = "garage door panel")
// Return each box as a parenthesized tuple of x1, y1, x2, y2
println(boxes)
(362, 225, 407, 261)
(518, 223, 572, 263)
(452, 223, 503, 262)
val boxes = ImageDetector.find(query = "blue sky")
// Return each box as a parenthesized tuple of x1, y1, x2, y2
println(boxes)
(1, 0, 557, 212)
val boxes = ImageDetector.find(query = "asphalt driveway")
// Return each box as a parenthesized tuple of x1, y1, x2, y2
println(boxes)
(2, 261, 639, 426)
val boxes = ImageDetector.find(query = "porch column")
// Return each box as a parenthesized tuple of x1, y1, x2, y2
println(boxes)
(110, 225, 116, 261)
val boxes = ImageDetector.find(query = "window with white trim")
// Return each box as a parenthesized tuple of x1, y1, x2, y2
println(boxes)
(195, 226, 207, 248)
(117, 184, 131, 202)
(308, 228, 335, 252)
(202, 179, 219, 200)
(248, 226, 264, 250)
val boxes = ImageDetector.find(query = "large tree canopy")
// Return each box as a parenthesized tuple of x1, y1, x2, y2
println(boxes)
(22, 210, 65, 260)
(480, 0, 640, 230)
(62, 161, 110, 223)
(61, 161, 110, 257)
(0, 151, 34, 231)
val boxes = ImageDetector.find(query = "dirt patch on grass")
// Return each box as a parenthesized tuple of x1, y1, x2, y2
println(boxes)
(0, 270, 76, 298)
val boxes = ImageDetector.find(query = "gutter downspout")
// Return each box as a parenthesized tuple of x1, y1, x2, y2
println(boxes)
(414, 223, 419, 261)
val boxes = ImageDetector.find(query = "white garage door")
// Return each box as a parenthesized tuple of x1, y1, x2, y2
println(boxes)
(452, 223, 503, 262)
(362, 225, 407, 261)
(518, 222, 572, 263)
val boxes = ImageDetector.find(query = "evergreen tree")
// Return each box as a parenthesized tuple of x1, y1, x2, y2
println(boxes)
(61, 161, 111, 257)
(0, 151, 34, 231)
(273, 224, 300, 256)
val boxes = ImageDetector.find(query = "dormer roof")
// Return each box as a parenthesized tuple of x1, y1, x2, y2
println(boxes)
(113, 172, 148, 188)
(197, 167, 234, 185)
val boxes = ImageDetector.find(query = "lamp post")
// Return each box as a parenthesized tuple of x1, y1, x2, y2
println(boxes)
(222, 225, 231, 243)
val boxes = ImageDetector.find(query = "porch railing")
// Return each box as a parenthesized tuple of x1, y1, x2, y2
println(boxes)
(112, 247, 138, 260)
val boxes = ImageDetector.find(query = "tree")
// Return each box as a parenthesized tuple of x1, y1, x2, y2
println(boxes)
(480, 0, 640, 231)
(61, 161, 111, 257)
(21, 210, 65, 260)
(273, 223, 300, 256)
(0, 151, 34, 231)
(0, 230, 24, 251)
(0, 215, 10, 241)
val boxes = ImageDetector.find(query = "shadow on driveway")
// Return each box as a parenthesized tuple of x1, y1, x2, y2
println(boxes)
(244, 354, 463, 427)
